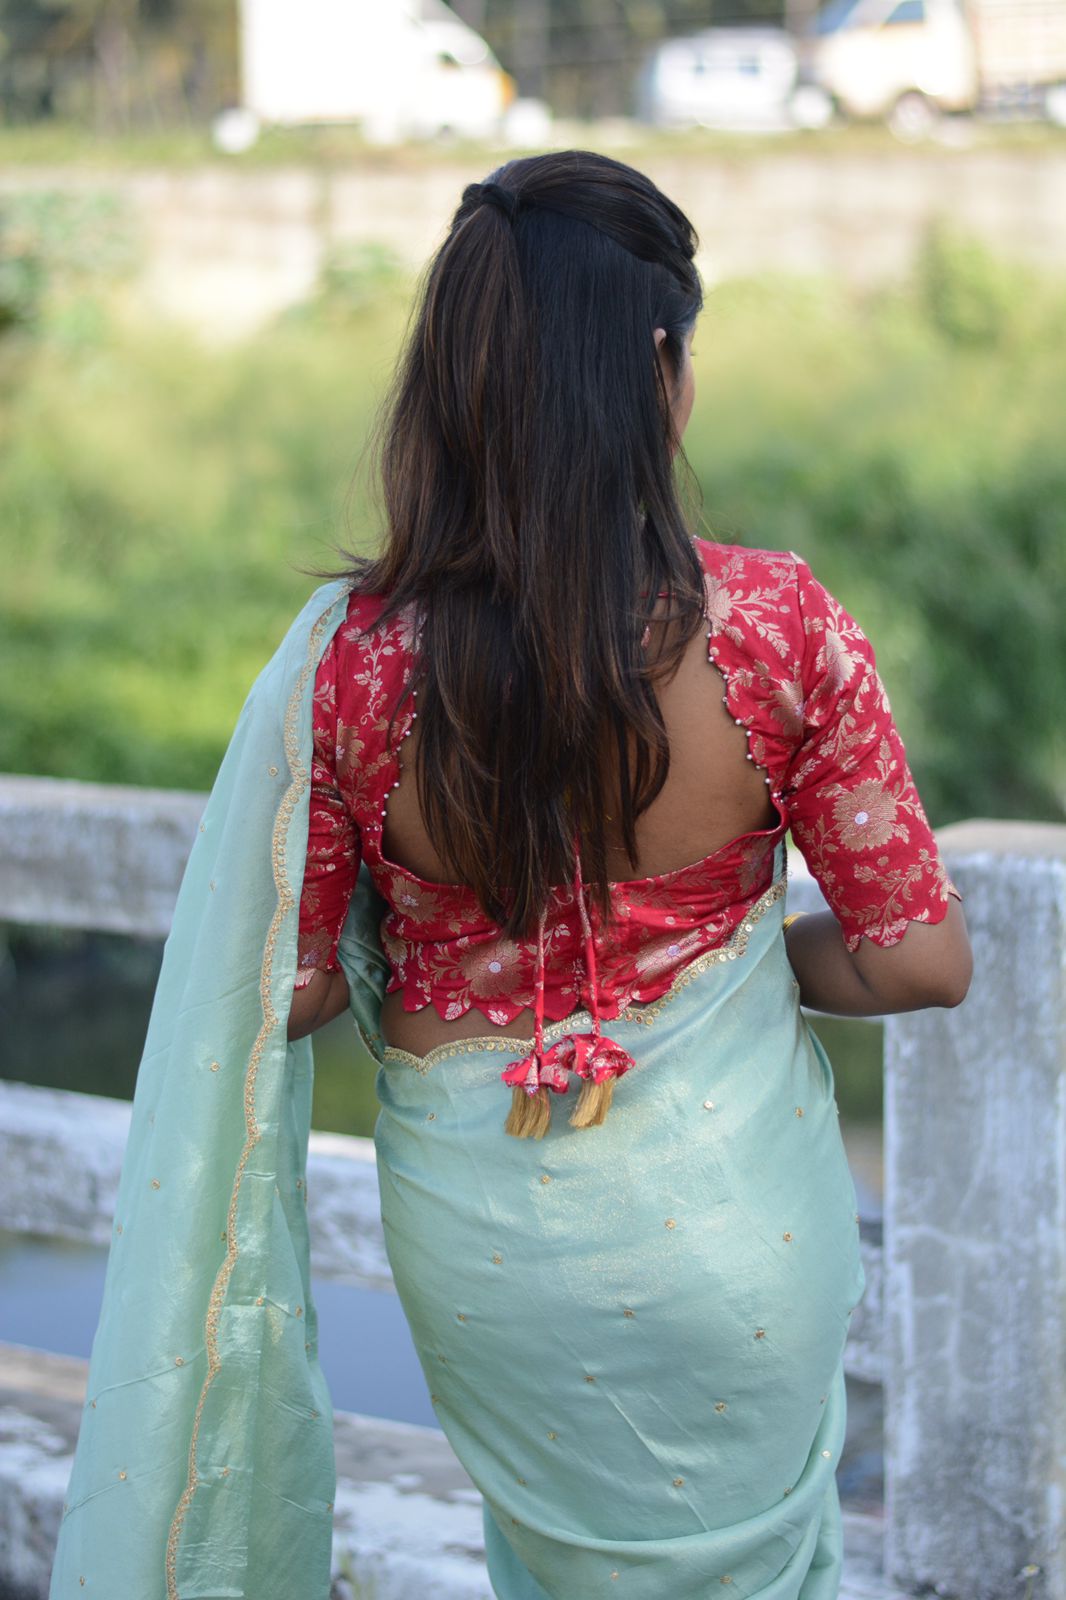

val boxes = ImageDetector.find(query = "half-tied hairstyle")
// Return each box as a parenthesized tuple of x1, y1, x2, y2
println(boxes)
(326, 149, 705, 937)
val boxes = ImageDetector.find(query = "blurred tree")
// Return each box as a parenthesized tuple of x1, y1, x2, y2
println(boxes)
(0, 0, 62, 117)
(0, 0, 237, 125)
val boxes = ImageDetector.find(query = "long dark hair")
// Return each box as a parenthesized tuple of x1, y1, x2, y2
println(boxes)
(324, 149, 705, 938)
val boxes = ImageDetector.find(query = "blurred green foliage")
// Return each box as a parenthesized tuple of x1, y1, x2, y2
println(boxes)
(917, 219, 1025, 347)
(0, 208, 1063, 834)
(0, 187, 139, 330)
(285, 240, 409, 324)
(0, 0, 238, 127)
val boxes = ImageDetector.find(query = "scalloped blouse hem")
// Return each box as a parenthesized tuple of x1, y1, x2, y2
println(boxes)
(839, 880, 963, 955)
(380, 871, 788, 1073)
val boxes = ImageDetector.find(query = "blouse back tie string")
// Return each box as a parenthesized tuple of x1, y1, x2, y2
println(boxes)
(501, 838, 637, 1139)
(501, 601, 666, 1138)
(501, 909, 557, 1138)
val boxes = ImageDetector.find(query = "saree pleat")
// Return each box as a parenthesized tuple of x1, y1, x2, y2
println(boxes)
(368, 843, 866, 1599)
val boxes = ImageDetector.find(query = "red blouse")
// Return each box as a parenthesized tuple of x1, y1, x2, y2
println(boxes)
(295, 540, 960, 1042)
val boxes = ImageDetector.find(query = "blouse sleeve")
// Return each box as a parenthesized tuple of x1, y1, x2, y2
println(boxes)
(780, 555, 961, 952)
(294, 628, 361, 989)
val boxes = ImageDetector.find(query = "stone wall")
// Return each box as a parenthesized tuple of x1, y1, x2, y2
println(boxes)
(3, 148, 1065, 337)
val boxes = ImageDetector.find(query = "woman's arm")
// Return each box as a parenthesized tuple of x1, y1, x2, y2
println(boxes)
(785, 895, 972, 1017)
(287, 968, 352, 1041)
(779, 555, 974, 1017)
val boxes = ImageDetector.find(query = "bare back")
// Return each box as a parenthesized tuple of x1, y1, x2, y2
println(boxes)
(380, 613, 777, 1055)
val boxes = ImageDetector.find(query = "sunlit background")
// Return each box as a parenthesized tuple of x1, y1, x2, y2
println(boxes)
(1, 0, 1064, 1481)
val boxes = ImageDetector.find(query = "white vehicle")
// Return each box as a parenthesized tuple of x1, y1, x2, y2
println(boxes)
(803, 0, 1066, 136)
(235, 0, 513, 143)
(638, 28, 803, 132)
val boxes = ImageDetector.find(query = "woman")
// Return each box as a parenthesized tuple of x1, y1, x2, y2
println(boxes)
(48, 151, 972, 1600)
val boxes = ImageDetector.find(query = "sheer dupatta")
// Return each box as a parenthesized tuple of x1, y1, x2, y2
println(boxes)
(48, 579, 386, 1600)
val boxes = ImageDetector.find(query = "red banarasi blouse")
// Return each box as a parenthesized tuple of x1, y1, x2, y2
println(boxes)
(295, 539, 960, 1100)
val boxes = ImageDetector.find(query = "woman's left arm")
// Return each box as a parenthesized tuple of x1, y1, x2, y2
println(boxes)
(781, 555, 972, 1016)
(784, 898, 972, 1017)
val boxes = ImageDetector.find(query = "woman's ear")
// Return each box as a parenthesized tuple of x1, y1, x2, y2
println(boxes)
(653, 325, 672, 383)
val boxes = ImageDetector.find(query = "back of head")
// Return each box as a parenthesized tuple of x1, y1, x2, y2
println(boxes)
(344, 149, 705, 935)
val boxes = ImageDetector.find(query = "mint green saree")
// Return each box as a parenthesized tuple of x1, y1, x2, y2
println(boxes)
(373, 846, 864, 1599)
(47, 580, 865, 1599)
(48, 582, 356, 1599)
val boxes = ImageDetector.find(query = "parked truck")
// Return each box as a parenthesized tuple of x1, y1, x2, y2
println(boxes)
(234, 0, 513, 144)
(802, 0, 1066, 137)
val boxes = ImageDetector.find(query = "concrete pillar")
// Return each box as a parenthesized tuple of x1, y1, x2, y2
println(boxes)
(883, 822, 1066, 1600)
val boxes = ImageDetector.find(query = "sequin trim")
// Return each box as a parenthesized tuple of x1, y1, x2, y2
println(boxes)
(164, 596, 339, 1597)
(382, 866, 787, 1074)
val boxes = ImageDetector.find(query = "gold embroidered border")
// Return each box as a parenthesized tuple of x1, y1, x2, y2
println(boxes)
(165, 598, 338, 1598)
(382, 867, 788, 1075)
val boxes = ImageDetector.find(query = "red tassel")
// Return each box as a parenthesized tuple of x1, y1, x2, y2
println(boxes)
(500, 841, 635, 1135)
(501, 911, 562, 1137)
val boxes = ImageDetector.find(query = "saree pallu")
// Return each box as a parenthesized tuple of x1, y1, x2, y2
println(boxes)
(370, 841, 866, 1600)
(48, 582, 359, 1599)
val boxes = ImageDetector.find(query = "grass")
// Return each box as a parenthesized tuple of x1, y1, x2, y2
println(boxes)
(1, 115, 1065, 172)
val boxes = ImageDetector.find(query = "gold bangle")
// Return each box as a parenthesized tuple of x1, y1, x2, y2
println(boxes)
(782, 912, 806, 932)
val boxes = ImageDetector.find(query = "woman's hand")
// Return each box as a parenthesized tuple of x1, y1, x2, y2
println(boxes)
(287, 968, 351, 1040)
(785, 896, 972, 1017)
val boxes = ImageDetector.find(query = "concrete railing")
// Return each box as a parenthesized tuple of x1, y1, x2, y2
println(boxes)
(1, 772, 1064, 1600)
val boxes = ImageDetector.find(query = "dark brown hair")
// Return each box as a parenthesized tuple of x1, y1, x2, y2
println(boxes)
(326, 149, 705, 937)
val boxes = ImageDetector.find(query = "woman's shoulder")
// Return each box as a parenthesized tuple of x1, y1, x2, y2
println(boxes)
(691, 537, 808, 650)
(311, 586, 420, 723)
(326, 585, 420, 656)
(692, 535, 802, 583)
(691, 538, 859, 657)
(692, 537, 807, 610)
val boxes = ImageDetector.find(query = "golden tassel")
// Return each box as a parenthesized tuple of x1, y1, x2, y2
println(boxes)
(504, 1084, 552, 1139)
(568, 1075, 616, 1129)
